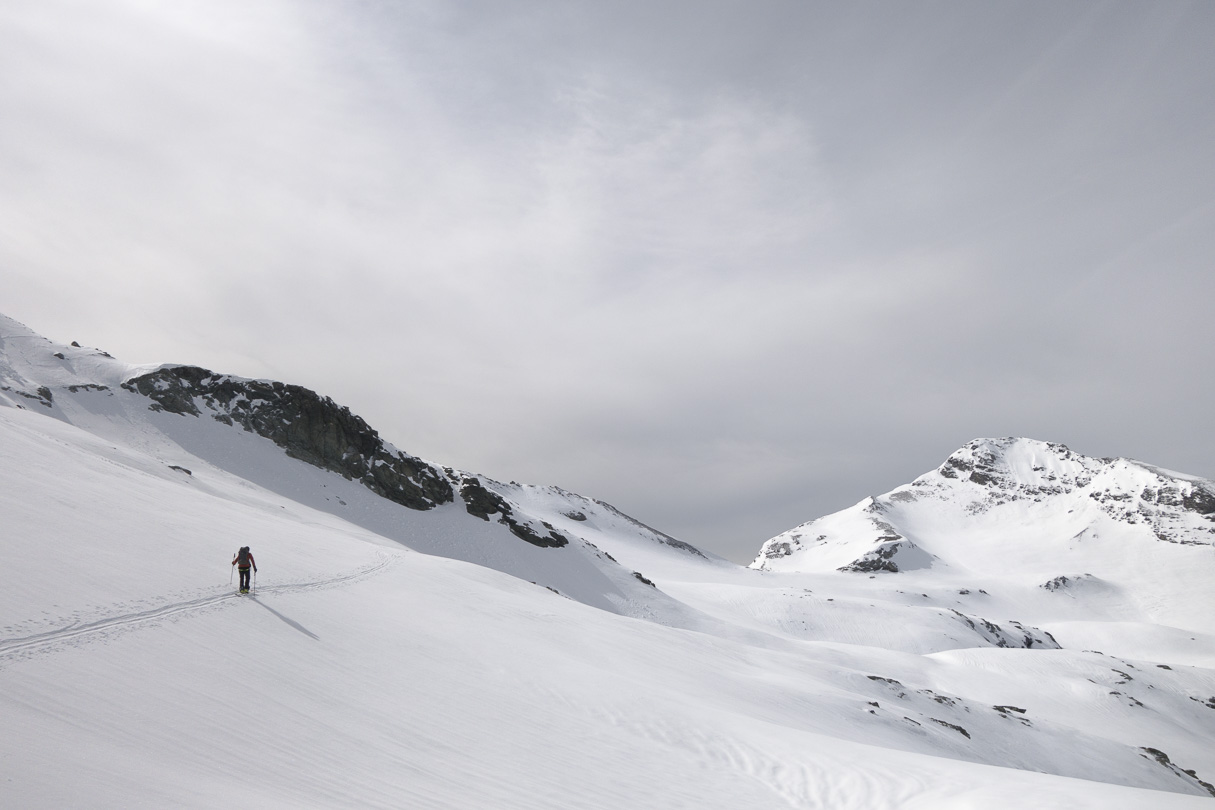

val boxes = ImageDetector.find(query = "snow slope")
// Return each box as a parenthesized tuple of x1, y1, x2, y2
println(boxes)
(0, 313, 684, 619)
(752, 438, 1215, 659)
(3, 316, 1214, 807)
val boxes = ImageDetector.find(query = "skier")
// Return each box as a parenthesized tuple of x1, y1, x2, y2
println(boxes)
(232, 546, 257, 593)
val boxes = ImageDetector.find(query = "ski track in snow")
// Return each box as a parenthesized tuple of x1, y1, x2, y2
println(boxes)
(0, 553, 399, 666)
(6, 316, 1215, 807)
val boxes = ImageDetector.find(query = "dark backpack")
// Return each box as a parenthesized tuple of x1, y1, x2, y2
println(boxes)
(237, 546, 250, 566)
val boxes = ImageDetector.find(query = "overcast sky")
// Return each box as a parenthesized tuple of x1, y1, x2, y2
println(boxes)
(3, 0, 1213, 562)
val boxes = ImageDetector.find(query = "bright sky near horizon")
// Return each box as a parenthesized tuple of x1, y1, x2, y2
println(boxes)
(3, 0, 1213, 562)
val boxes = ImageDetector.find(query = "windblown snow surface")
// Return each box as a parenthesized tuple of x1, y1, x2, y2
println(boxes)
(2, 313, 1214, 809)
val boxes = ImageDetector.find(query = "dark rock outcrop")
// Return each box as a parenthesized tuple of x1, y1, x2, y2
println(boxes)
(1140, 748, 1215, 797)
(947, 609, 1060, 649)
(458, 477, 569, 548)
(839, 539, 902, 573)
(1182, 486, 1215, 515)
(0, 384, 54, 408)
(123, 366, 452, 511)
(632, 571, 656, 588)
(1041, 573, 1097, 592)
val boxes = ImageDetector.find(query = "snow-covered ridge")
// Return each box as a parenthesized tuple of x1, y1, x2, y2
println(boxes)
(122, 363, 455, 512)
(0, 313, 154, 407)
(0, 312, 712, 617)
(936, 438, 1215, 535)
(753, 437, 1215, 575)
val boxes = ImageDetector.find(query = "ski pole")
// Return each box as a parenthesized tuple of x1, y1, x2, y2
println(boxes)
(253, 569, 257, 594)
(230, 561, 234, 586)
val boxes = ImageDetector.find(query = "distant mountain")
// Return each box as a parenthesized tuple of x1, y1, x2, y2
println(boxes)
(753, 436, 1215, 575)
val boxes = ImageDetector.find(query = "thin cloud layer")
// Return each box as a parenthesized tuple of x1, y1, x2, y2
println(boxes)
(3, 0, 1213, 561)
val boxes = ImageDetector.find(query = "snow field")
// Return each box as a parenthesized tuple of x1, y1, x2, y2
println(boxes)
(7, 545, 1213, 809)
(4, 321, 1215, 807)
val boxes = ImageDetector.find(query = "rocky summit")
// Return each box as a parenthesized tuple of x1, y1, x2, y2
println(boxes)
(752, 437, 1215, 575)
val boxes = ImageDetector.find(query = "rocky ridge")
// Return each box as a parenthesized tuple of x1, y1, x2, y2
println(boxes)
(121, 366, 580, 548)
(934, 438, 1215, 544)
(123, 365, 454, 511)
(753, 437, 1215, 574)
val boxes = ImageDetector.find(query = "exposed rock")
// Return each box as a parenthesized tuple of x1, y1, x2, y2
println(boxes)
(1140, 748, 1215, 797)
(123, 366, 452, 511)
(458, 476, 569, 548)
(460, 477, 506, 521)
(1, 385, 54, 408)
(1182, 486, 1215, 515)
(760, 437, 1215, 574)
(867, 675, 904, 686)
(123, 366, 205, 416)
(763, 541, 796, 559)
(948, 609, 1060, 650)
(840, 540, 902, 573)
(867, 675, 908, 699)
(1041, 574, 1097, 592)
(968, 470, 996, 487)
(120, 365, 581, 549)
(920, 690, 957, 707)
(509, 520, 569, 549)
(929, 718, 971, 739)
(839, 534, 933, 574)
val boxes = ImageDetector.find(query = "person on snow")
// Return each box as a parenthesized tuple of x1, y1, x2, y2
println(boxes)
(232, 546, 257, 593)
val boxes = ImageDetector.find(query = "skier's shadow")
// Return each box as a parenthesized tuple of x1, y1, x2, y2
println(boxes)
(249, 595, 320, 641)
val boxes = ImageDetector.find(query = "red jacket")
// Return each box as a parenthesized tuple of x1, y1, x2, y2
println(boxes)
(232, 553, 257, 571)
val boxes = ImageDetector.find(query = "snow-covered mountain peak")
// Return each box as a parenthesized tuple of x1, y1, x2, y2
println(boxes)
(926, 436, 1198, 505)
(753, 437, 1215, 578)
(935, 437, 1101, 491)
(927, 437, 1215, 537)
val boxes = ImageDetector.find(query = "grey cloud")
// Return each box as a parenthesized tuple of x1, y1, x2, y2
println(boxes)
(3, 0, 1213, 561)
